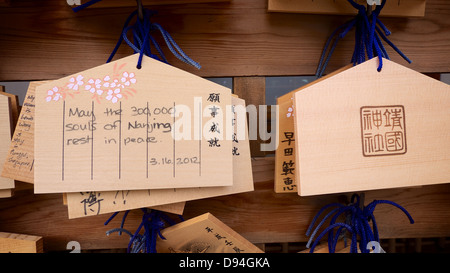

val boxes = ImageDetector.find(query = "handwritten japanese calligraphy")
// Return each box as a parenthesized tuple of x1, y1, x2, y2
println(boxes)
(274, 94, 298, 193)
(280, 131, 296, 191)
(156, 213, 263, 253)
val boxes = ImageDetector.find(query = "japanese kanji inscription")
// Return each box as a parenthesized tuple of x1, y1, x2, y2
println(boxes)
(360, 105, 407, 157)
(293, 58, 450, 196)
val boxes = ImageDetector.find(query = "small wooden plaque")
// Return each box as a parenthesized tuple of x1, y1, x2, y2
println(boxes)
(0, 232, 43, 253)
(2, 81, 49, 184)
(274, 65, 352, 193)
(156, 213, 263, 253)
(35, 54, 233, 193)
(293, 58, 450, 196)
(0, 94, 14, 192)
(66, 96, 253, 218)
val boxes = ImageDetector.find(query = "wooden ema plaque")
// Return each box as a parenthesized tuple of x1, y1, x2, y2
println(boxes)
(274, 65, 352, 193)
(268, 0, 426, 18)
(66, 96, 253, 219)
(156, 213, 263, 253)
(0, 232, 43, 253)
(0, 94, 14, 196)
(274, 92, 296, 193)
(293, 58, 450, 196)
(34, 54, 233, 193)
(2, 81, 49, 184)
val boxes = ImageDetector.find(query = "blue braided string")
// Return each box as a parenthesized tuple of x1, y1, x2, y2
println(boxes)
(309, 223, 357, 253)
(105, 209, 183, 253)
(327, 206, 354, 250)
(152, 23, 202, 69)
(305, 203, 344, 236)
(330, 225, 346, 252)
(72, 1, 200, 69)
(316, 0, 411, 77)
(71, 0, 102, 12)
(306, 194, 414, 253)
(369, 213, 380, 242)
(375, 25, 412, 64)
(104, 211, 119, 226)
(106, 10, 138, 63)
(364, 200, 415, 224)
(316, 19, 357, 77)
(315, 20, 353, 77)
(306, 207, 342, 248)
(106, 227, 133, 237)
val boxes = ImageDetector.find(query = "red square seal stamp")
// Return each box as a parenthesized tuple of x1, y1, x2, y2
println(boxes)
(360, 105, 407, 157)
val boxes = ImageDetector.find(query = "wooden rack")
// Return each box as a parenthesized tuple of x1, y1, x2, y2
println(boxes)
(0, 0, 449, 252)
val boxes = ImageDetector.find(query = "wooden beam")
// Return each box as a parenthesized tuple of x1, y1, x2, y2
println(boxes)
(0, 0, 448, 81)
(0, 232, 43, 253)
(0, 0, 9, 7)
(268, 0, 427, 18)
(67, 0, 230, 8)
(0, 157, 449, 251)
(233, 77, 267, 157)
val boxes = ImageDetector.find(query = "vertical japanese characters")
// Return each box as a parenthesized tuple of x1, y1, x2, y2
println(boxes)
(274, 94, 297, 193)
(360, 105, 407, 157)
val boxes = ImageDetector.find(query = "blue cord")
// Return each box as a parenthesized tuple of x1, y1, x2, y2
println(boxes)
(71, 0, 103, 12)
(72, 1, 201, 70)
(316, 0, 411, 77)
(306, 194, 414, 253)
(105, 209, 183, 253)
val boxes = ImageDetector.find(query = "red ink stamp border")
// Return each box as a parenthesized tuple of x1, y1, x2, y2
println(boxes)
(360, 105, 407, 157)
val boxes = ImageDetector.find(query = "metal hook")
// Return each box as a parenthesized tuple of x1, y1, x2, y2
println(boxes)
(136, 0, 144, 21)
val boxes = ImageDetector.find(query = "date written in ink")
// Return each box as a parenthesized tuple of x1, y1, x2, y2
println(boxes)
(149, 156, 200, 166)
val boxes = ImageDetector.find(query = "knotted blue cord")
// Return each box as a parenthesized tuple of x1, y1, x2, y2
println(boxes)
(106, 227, 134, 237)
(115, 9, 201, 69)
(316, 19, 357, 78)
(73, 0, 201, 69)
(327, 205, 355, 251)
(306, 193, 414, 253)
(316, 0, 411, 77)
(71, 0, 102, 12)
(306, 207, 342, 248)
(104, 208, 183, 253)
(309, 223, 358, 253)
(305, 202, 344, 236)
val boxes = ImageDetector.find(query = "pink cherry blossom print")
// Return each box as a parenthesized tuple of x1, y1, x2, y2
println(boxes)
(46, 87, 62, 102)
(106, 88, 123, 103)
(111, 79, 119, 88)
(102, 76, 112, 88)
(287, 106, 294, 118)
(46, 63, 136, 104)
(67, 75, 84, 91)
(85, 78, 103, 95)
(121, 72, 137, 86)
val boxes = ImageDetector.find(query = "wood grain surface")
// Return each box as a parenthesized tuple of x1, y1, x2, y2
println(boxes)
(0, 0, 448, 81)
(0, 231, 43, 253)
(70, 0, 230, 8)
(0, 157, 449, 252)
(0, 0, 449, 253)
(233, 77, 267, 156)
(268, 0, 427, 17)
